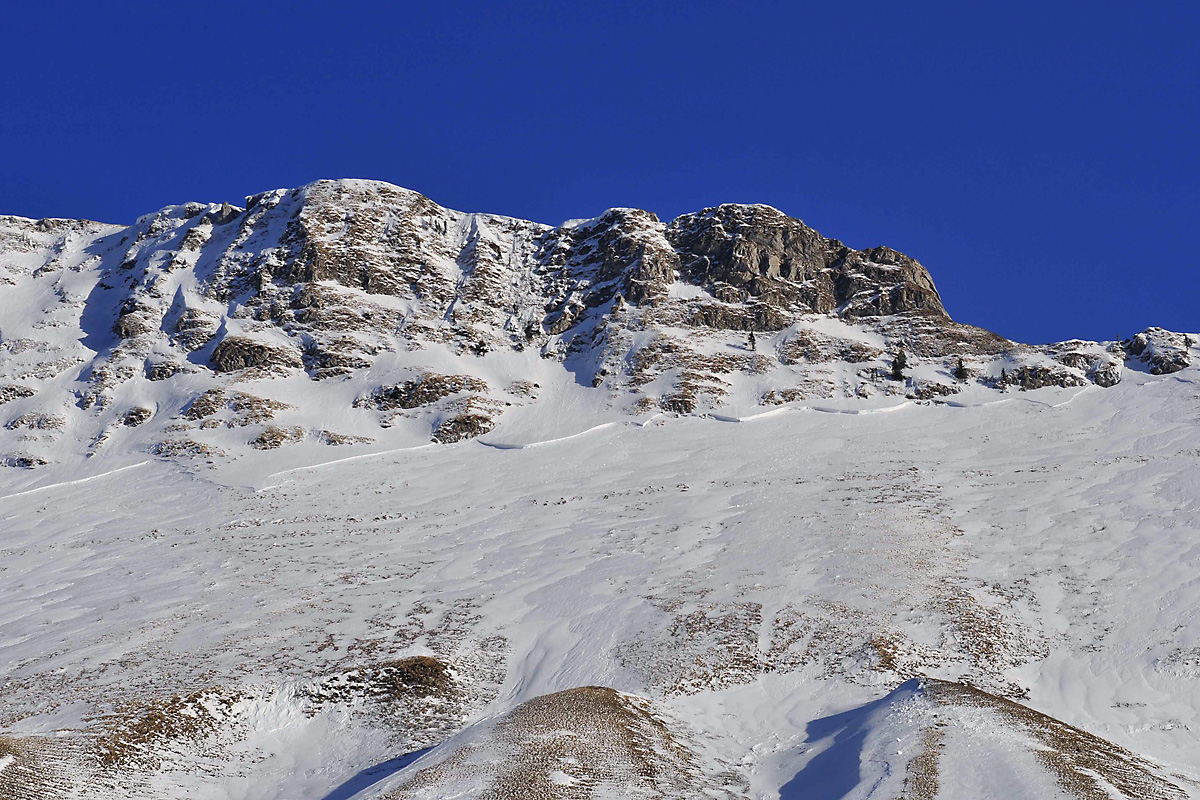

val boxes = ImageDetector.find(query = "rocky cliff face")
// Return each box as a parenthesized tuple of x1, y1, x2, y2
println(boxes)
(26, 179, 949, 368)
(667, 203, 945, 318)
(0, 179, 1192, 469)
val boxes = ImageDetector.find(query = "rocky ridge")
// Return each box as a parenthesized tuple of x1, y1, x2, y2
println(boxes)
(0, 179, 1192, 470)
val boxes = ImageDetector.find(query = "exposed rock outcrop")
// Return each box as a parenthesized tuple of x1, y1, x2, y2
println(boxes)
(249, 425, 305, 450)
(182, 390, 290, 427)
(210, 337, 302, 373)
(122, 407, 152, 427)
(1, 453, 48, 468)
(0, 385, 37, 404)
(5, 412, 65, 431)
(1005, 365, 1089, 391)
(779, 329, 883, 364)
(1124, 327, 1192, 375)
(357, 373, 490, 411)
(432, 410, 496, 444)
(667, 204, 946, 319)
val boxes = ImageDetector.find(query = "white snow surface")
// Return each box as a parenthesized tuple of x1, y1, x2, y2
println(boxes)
(2, 358, 1199, 796)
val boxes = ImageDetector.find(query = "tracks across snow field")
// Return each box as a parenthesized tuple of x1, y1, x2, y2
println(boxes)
(2, 369, 1199, 797)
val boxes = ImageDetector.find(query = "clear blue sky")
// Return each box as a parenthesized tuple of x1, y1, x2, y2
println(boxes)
(2, 2, 1195, 343)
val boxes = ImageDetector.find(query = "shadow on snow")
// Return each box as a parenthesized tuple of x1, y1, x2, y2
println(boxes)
(318, 747, 432, 800)
(779, 679, 921, 800)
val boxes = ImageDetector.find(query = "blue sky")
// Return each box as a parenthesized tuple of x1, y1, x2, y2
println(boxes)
(2, 1, 1195, 343)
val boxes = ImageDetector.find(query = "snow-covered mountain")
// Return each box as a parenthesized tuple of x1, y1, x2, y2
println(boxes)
(3, 178, 1191, 476)
(1, 180, 1197, 798)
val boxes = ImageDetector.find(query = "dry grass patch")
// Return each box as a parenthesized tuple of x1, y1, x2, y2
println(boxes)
(927, 679, 1186, 799)
(390, 686, 738, 799)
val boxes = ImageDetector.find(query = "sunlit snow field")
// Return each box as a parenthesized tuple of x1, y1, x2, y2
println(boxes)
(2, 363, 1199, 798)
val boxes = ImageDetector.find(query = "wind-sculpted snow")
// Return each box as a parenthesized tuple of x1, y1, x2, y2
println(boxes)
(1, 360, 1199, 797)
(1, 182, 1199, 797)
(0, 655, 497, 800)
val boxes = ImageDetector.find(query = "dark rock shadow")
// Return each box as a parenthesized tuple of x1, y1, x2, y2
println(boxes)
(559, 304, 618, 389)
(77, 230, 134, 354)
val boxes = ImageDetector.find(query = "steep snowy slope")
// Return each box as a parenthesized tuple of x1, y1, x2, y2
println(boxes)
(1, 181, 1198, 798)
(4, 179, 1188, 484)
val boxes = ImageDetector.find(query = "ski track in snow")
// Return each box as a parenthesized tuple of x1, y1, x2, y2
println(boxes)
(0, 460, 150, 503)
(476, 421, 618, 450)
(255, 444, 439, 490)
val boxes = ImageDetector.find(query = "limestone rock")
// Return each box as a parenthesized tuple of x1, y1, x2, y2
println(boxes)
(122, 407, 153, 427)
(432, 412, 495, 444)
(210, 336, 302, 373)
(1, 177, 1186, 461)
(249, 425, 305, 450)
(2, 453, 48, 468)
(145, 360, 188, 381)
(358, 373, 490, 411)
(5, 413, 65, 431)
(113, 301, 159, 339)
(779, 329, 883, 364)
(1124, 328, 1192, 375)
(0, 384, 36, 404)
(172, 309, 220, 352)
(667, 203, 946, 319)
(318, 431, 374, 446)
(1005, 365, 1089, 391)
(1052, 348, 1123, 387)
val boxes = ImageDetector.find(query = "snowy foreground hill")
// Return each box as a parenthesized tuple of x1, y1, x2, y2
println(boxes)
(0, 179, 1197, 798)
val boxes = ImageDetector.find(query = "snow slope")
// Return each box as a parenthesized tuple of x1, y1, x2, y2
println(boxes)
(1, 181, 1198, 798)
(4, 179, 1183, 487)
(2, 359, 1199, 797)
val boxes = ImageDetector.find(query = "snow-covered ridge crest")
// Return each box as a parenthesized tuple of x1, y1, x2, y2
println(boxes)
(0, 177, 1192, 480)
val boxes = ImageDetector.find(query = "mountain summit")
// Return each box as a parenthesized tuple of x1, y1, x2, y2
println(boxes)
(0, 178, 1191, 471)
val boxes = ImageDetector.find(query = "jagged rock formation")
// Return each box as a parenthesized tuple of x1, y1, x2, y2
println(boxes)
(1123, 327, 1193, 375)
(667, 204, 945, 318)
(0, 179, 1192, 470)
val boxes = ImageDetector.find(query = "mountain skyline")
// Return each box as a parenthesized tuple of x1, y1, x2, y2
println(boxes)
(1, 176, 1197, 798)
(4, 2, 1197, 344)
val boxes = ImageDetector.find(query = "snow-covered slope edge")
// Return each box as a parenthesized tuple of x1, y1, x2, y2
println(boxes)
(1, 179, 1192, 487)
